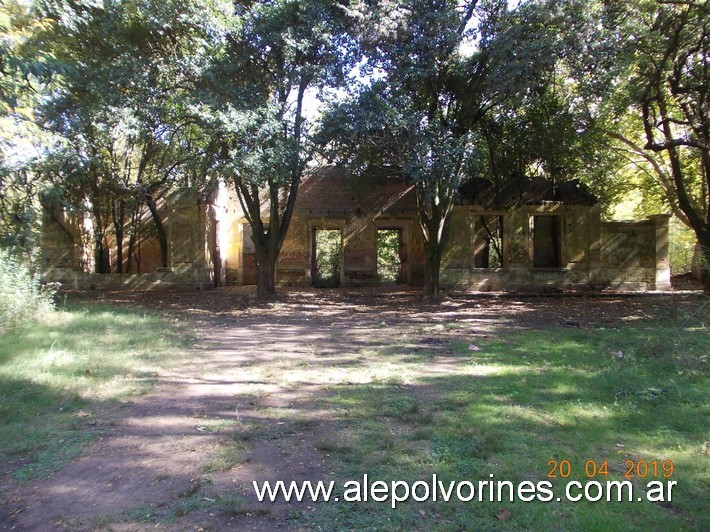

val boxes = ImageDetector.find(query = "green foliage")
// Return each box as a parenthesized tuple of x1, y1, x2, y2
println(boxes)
(314, 229, 341, 286)
(319, 0, 614, 297)
(0, 249, 54, 332)
(4, 0, 706, 290)
(318, 1, 501, 296)
(0, 0, 55, 114)
(202, 0, 357, 297)
(15, 0, 224, 272)
(669, 219, 698, 275)
(597, 0, 710, 287)
(0, 163, 41, 252)
(377, 229, 401, 282)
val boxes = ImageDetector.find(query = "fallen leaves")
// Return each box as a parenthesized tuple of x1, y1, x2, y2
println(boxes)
(495, 508, 512, 521)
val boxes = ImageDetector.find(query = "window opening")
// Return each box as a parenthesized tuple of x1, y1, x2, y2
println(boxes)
(532, 215, 562, 268)
(474, 215, 504, 268)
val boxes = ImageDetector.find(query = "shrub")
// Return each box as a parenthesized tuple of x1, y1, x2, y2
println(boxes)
(0, 249, 55, 332)
(314, 229, 341, 286)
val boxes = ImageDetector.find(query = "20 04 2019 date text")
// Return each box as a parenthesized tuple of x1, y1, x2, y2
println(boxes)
(547, 459, 674, 479)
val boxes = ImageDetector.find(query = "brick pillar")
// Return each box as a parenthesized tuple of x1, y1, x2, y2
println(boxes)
(588, 204, 602, 286)
(649, 214, 671, 291)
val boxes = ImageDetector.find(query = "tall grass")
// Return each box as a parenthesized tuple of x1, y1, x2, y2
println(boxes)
(0, 249, 55, 332)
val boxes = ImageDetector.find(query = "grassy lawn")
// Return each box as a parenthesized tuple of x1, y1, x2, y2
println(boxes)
(1, 292, 707, 531)
(0, 305, 188, 482)
(288, 319, 709, 530)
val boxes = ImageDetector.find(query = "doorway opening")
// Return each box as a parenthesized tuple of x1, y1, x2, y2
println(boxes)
(312, 228, 342, 287)
(532, 215, 562, 268)
(377, 229, 402, 283)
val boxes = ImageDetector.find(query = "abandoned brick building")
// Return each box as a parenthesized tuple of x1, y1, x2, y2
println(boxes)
(41, 167, 671, 292)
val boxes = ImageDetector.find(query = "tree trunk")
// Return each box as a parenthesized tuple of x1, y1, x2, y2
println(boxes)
(423, 239, 443, 299)
(419, 208, 452, 301)
(145, 194, 169, 268)
(114, 225, 123, 273)
(416, 178, 454, 301)
(255, 246, 278, 299)
(91, 204, 109, 274)
(111, 198, 125, 274)
(124, 203, 143, 273)
(234, 176, 301, 301)
(94, 232, 109, 274)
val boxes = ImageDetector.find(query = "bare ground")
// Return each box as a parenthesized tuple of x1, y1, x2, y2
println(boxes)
(0, 287, 706, 530)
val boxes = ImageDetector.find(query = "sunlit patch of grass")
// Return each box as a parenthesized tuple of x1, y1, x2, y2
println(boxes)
(0, 304, 189, 481)
(173, 492, 215, 517)
(298, 320, 709, 531)
(195, 418, 237, 433)
(202, 442, 249, 473)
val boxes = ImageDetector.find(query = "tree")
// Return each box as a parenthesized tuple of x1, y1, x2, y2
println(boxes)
(478, 67, 622, 215)
(0, 0, 55, 256)
(207, 0, 355, 299)
(320, 0, 576, 298)
(26, 0, 221, 272)
(321, 84, 479, 298)
(623, 0, 710, 290)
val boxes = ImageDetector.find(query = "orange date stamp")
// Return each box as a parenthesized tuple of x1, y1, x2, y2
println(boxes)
(547, 459, 675, 479)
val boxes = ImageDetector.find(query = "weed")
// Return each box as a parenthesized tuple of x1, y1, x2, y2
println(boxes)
(202, 442, 248, 473)
(195, 418, 237, 433)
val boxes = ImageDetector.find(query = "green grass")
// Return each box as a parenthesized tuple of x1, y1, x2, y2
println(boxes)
(0, 304, 188, 481)
(296, 320, 709, 531)
(202, 441, 249, 473)
(4, 297, 706, 530)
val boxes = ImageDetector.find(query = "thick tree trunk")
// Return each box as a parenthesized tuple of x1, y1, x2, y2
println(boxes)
(124, 204, 142, 273)
(235, 177, 301, 301)
(91, 204, 109, 274)
(125, 231, 135, 273)
(416, 177, 453, 301)
(114, 226, 123, 273)
(255, 246, 278, 299)
(419, 209, 452, 301)
(93, 233, 109, 274)
(423, 240, 443, 299)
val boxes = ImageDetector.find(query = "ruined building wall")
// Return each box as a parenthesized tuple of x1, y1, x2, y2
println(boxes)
(598, 215, 671, 291)
(42, 190, 219, 290)
(439, 203, 603, 291)
(41, 209, 89, 272)
(439, 205, 670, 291)
(41, 173, 672, 292)
(234, 169, 425, 287)
(236, 208, 423, 287)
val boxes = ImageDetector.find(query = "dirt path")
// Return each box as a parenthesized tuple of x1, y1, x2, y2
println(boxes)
(2, 302, 346, 530)
(1, 288, 705, 530)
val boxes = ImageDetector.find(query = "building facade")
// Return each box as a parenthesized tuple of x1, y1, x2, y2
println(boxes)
(41, 167, 671, 292)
